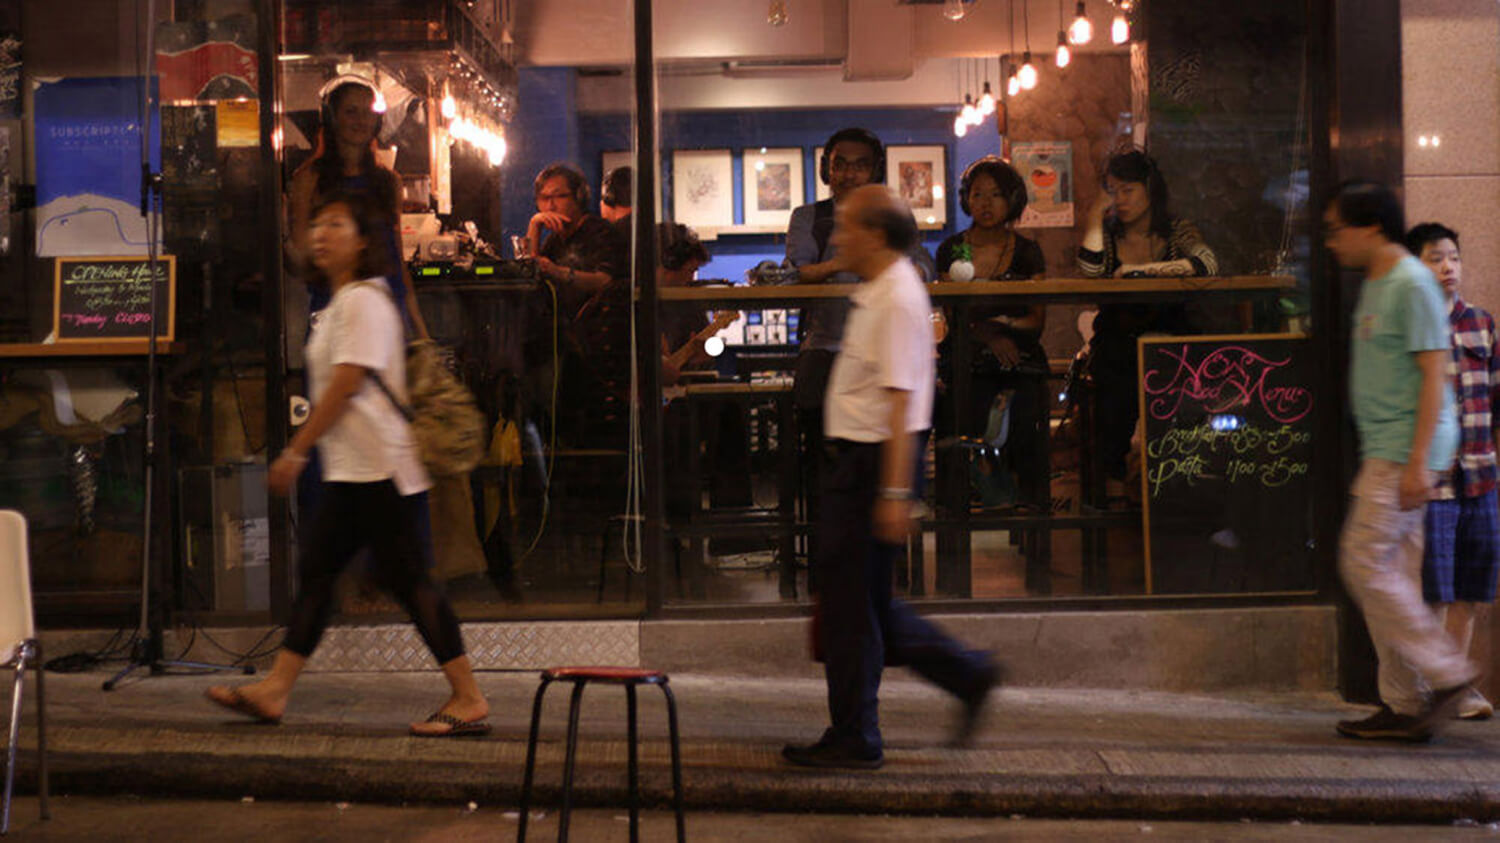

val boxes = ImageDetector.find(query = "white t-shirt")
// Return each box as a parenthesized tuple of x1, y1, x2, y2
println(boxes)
(824, 257, 935, 442)
(305, 280, 430, 496)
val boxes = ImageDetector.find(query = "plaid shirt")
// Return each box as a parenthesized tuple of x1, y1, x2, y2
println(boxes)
(1434, 297, 1500, 500)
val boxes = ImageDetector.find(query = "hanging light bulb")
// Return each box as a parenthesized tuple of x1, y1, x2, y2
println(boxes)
(943, 0, 968, 21)
(372, 91, 388, 114)
(1018, 51, 1039, 90)
(1111, 11, 1129, 44)
(441, 94, 456, 121)
(1007, 65, 1021, 96)
(1068, 1, 1093, 44)
(767, 0, 788, 26)
(961, 94, 980, 126)
(953, 114, 969, 137)
(1056, 31, 1071, 68)
(978, 81, 996, 115)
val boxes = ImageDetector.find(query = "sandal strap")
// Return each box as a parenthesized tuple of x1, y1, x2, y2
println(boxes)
(425, 711, 466, 726)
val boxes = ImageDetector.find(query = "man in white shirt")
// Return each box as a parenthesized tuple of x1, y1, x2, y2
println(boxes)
(782, 186, 1000, 770)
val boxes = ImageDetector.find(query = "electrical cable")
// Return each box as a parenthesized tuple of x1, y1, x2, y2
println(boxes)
(518, 276, 560, 561)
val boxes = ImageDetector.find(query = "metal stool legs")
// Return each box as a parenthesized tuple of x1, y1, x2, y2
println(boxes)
(3, 640, 47, 836)
(517, 671, 685, 843)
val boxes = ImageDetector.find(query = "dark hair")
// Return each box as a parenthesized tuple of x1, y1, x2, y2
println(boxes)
(1103, 149, 1172, 239)
(311, 81, 396, 217)
(658, 222, 710, 270)
(959, 156, 1028, 223)
(1404, 221, 1459, 256)
(855, 199, 920, 253)
(1328, 180, 1404, 243)
(819, 127, 887, 185)
(534, 162, 590, 207)
(602, 166, 632, 209)
(304, 190, 392, 291)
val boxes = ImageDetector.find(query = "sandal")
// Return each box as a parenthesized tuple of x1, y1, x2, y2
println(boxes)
(411, 711, 492, 738)
(205, 686, 282, 725)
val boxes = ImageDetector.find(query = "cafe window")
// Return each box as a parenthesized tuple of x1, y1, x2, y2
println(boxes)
(640, 0, 1317, 607)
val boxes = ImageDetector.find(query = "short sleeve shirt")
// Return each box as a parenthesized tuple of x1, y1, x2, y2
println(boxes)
(305, 281, 430, 496)
(825, 257, 935, 442)
(1350, 255, 1459, 470)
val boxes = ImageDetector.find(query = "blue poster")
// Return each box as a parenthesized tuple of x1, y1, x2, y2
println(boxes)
(34, 77, 162, 257)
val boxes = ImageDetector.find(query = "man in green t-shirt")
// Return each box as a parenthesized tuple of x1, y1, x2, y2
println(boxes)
(1326, 180, 1473, 742)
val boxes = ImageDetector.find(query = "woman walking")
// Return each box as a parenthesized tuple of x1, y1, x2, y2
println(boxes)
(206, 191, 488, 737)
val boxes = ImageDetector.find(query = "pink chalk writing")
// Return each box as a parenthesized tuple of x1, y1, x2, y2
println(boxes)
(1143, 344, 1313, 424)
(60, 313, 108, 330)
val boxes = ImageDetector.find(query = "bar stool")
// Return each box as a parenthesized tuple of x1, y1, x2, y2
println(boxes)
(517, 667, 685, 843)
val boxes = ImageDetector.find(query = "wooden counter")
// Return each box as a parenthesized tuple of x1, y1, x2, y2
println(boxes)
(0, 340, 181, 358)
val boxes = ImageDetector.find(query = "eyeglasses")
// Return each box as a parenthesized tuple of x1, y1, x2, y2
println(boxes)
(830, 157, 874, 174)
(538, 191, 575, 202)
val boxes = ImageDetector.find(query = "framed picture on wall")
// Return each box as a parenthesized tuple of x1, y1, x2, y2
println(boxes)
(740, 147, 803, 230)
(886, 144, 947, 229)
(812, 146, 832, 203)
(671, 148, 734, 231)
(601, 149, 632, 181)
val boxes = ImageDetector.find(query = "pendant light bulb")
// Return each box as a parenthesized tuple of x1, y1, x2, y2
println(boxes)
(960, 95, 980, 126)
(441, 94, 457, 121)
(1056, 32, 1072, 68)
(767, 0, 788, 26)
(943, 0, 967, 21)
(1111, 12, 1129, 44)
(953, 114, 969, 137)
(978, 81, 996, 116)
(1018, 52, 1039, 90)
(1068, 1, 1093, 45)
(1007, 69, 1021, 97)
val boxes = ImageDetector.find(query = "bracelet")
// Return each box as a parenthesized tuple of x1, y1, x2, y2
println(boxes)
(280, 449, 308, 465)
(878, 487, 912, 500)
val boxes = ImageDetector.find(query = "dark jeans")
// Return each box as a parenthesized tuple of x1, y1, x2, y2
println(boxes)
(816, 438, 994, 754)
(283, 480, 466, 664)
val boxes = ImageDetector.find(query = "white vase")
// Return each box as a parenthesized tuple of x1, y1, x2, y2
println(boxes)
(949, 260, 975, 283)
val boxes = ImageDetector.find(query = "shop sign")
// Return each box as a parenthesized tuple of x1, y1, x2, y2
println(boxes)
(53, 255, 177, 343)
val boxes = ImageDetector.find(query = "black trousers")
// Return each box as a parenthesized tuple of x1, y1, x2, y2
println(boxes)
(283, 480, 466, 664)
(817, 438, 993, 753)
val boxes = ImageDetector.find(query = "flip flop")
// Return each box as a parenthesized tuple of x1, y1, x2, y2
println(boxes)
(412, 711, 493, 738)
(205, 686, 282, 725)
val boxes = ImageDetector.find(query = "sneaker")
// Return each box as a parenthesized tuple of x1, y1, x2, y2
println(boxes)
(949, 659, 1005, 748)
(781, 737, 884, 770)
(1457, 687, 1494, 721)
(1336, 705, 1433, 742)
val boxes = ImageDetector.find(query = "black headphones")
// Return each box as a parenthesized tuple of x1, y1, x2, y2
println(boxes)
(959, 155, 1029, 222)
(317, 75, 378, 139)
(818, 128, 887, 186)
(534, 162, 590, 208)
(658, 222, 710, 270)
(601, 165, 632, 209)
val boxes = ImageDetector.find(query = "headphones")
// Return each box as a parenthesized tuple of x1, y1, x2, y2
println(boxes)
(534, 162, 590, 208)
(317, 75, 379, 135)
(659, 222, 710, 271)
(601, 165, 632, 209)
(818, 128, 887, 186)
(959, 155, 1029, 222)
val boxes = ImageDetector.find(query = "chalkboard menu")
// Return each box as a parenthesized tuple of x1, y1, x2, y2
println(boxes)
(1138, 334, 1315, 594)
(53, 255, 176, 342)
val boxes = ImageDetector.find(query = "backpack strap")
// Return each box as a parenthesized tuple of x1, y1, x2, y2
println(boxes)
(343, 280, 417, 422)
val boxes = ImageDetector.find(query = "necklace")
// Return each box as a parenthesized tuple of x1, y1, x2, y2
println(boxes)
(967, 230, 1015, 280)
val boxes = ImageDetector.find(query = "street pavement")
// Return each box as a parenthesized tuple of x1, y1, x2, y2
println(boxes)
(6, 668, 1500, 826)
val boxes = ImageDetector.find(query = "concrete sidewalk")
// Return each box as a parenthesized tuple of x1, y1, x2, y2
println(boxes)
(9, 668, 1500, 824)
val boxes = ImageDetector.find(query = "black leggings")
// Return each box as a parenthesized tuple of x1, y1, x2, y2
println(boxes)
(283, 480, 466, 664)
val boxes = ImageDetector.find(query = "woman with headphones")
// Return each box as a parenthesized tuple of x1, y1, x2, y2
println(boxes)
(288, 76, 429, 339)
(934, 156, 1048, 510)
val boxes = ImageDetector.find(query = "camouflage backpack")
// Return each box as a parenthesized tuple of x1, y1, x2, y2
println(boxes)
(370, 338, 486, 476)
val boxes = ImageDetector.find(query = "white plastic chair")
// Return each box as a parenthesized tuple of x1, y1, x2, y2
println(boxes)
(0, 510, 48, 835)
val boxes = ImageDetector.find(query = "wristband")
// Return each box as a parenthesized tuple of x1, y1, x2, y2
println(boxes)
(878, 487, 912, 500)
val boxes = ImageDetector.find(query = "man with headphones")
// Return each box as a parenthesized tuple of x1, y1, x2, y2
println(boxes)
(785, 128, 935, 589)
(527, 162, 626, 316)
(600, 165, 632, 232)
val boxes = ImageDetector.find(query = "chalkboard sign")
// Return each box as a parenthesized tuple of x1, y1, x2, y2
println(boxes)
(53, 255, 176, 342)
(1138, 334, 1315, 595)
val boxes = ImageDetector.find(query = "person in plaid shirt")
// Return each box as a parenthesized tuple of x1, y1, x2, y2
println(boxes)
(1409, 222, 1499, 720)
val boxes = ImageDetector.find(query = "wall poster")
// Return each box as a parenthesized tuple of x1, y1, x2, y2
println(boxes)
(670, 149, 734, 233)
(740, 147, 803, 231)
(34, 77, 162, 257)
(1011, 140, 1074, 229)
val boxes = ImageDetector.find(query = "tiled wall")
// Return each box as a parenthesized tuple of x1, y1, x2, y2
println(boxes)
(1402, 0, 1500, 310)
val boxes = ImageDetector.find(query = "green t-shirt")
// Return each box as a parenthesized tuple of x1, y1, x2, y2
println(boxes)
(1350, 255, 1459, 470)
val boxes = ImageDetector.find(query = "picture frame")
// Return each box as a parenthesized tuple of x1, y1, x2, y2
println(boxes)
(670, 148, 734, 231)
(1010, 140, 1075, 228)
(601, 149, 632, 182)
(813, 145, 832, 203)
(740, 147, 804, 230)
(885, 144, 948, 230)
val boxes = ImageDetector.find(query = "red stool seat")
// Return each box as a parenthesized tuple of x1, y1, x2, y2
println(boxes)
(518, 666, 684, 842)
(544, 666, 666, 683)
